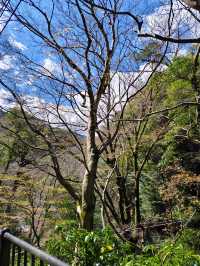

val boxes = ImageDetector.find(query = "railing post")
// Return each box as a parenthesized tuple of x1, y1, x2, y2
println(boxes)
(0, 229, 11, 266)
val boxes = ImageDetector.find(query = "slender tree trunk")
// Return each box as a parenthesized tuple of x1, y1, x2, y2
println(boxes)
(134, 151, 141, 226)
(196, 91, 200, 125)
(4, 152, 12, 173)
(134, 172, 142, 245)
(192, 72, 200, 125)
(115, 165, 131, 224)
(192, 46, 200, 125)
(135, 176, 141, 225)
(107, 158, 131, 225)
(4, 159, 10, 174)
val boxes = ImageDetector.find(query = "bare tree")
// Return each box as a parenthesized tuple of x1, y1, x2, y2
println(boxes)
(0, 0, 132, 230)
(0, 0, 22, 35)
(82, 1, 200, 44)
(96, 83, 169, 234)
(0, 0, 178, 232)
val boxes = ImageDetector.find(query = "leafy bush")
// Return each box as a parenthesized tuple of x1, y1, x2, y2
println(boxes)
(47, 222, 200, 266)
(47, 224, 133, 266)
(121, 240, 200, 266)
(179, 229, 200, 252)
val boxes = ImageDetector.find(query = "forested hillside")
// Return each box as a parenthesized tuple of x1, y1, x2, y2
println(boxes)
(0, 54, 200, 265)
(0, 0, 200, 265)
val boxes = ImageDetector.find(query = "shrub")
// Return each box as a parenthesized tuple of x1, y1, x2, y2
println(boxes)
(47, 223, 133, 266)
(121, 240, 200, 266)
(47, 224, 200, 266)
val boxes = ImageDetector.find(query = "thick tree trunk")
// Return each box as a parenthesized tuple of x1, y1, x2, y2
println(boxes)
(81, 104, 98, 230)
(81, 154, 98, 230)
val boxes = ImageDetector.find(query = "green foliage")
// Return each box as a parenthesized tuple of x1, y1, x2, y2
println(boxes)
(0, 108, 38, 168)
(166, 56, 194, 81)
(135, 41, 163, 63)
(47, 224, 200, 266)
(47, 224, 133, 266)
(179, 229, 200, 252)
(148, 56, 199, 170)
(121, 239, 200, 266)
(0, 53, 200, 264)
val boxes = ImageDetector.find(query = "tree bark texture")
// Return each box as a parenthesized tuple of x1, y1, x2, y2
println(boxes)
(81, 105, 98, 230)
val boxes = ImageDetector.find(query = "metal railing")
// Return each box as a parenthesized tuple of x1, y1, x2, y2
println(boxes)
(0, 229, 69, 266)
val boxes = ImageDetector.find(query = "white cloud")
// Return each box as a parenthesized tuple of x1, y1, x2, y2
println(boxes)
(0, 66, 167, 132)
(43, 58, 58, 74)
(0, 55, 13, 70)
(9, 37, 27, 51)
(0, 73, 133, 132)
(145, 1, 200, 38)
(72, 72, 138, 124)
(0, 89, 15, 111)
(177, 47, 188, 56)
(138, 63, 167, 83)
(0, 89, 85, 130)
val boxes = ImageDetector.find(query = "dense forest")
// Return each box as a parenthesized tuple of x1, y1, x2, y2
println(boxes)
(0, 0, 200, 265)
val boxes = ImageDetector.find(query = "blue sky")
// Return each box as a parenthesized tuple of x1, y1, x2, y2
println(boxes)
(0, 0, 199, 128)
(1, 1, 198, 84)
(4, 0, 161, 51)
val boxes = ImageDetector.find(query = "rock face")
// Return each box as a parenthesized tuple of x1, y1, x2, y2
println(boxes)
(183, 0, 200, 10)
